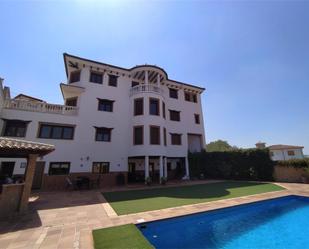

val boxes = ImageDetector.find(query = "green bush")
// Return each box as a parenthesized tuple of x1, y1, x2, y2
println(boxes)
(277, 158, 309, 168)
(189, 149, 274, 181)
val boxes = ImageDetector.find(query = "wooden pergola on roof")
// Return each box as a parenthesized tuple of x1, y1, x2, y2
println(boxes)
(0, 137, 54, 213)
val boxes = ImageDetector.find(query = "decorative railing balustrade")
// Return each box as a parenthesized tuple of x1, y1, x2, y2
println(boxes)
(4, 99, 78, 115)
(130, 84, 164, 96)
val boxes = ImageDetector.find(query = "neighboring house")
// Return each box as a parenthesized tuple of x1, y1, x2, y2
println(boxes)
(255, 142, 304, 161)
(0, 53, 206, 190)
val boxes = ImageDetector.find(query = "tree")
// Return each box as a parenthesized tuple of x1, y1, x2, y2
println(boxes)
(206, 140, 238, 152)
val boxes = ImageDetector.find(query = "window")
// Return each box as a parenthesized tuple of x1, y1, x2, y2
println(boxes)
(92, 162, 110, 174)
(150, 126, 160, 145)
(134, 98, 143, 116)
(98, 99, 114, 112)
(162, 102, 166, 119)
(108, 75, 118, 87)
(3, 119, 28, 137)
(133, 126, 143, 145)
(95, 127, 112, 142)
(69, 71, 80, 83)
(149, 98, 160, 116)
(169, 110, 181, 121)
(194, 114, 200, 124)
(169, 88, 178, 99)
(65, 97, 77, 107)
(38, 123, 74, 139)
(184, 91, 197, 103)
(131, 81, 139, 87)
(288, 150, 295, 156)
(49, 162, 70, 175)
(90, 71, 103, 84)
(171, 133, 182, 145)
(164, 128, 167, 146)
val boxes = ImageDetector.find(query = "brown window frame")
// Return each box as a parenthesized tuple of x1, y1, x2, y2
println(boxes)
(92, 162, 110, 174)
(287, 150, 295, 156)
(95, 127, 113, 142)
(90, 71, 103, 84)
(133, 126, 144, 145)
(149, 98, 160, 116)
(170, 133, 182, 145)
(169, 110, 181, 121)
(97, 98, 114, 112)
(3, 119, 29, 137)
(65, 97, 78, 107)
(184, 91, 198, 103)
(194, 114, 200, 124)
(38, 123, 75, 140)
(169, 88, 178, 99)
(150, 125, 160, 145)
(49, 162, 70, 175)
(108, 74, 118, 87)
(134, 98, 144, 116)
(69, 70, 81, 83)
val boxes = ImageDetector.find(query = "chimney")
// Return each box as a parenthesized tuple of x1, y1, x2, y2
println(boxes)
(255, 142, 266, 149)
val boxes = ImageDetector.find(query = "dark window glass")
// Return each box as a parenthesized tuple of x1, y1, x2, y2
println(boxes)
(90, 72, 103, 84)
(288, 150, 295, 156)
(98, 99, 114, 112)
(95, 128, 112, 142)
(49, 162, 70, 175)
(92, 162, 110, 174)
(193, 94, 197, 103)
(150, 126, 160, 145)
(3, 120, 27, 137)
(69, 71, 80, 83)
(149, 98, 159, 116)
(134, 98, 143, 116)
(164, 128, 167, 146)
(185, 92, 191, 101)
(163, 102, 166, 119)
(65, 97, 77, 107)
(185, 92, 198, 103)
(169, 88, 178, 99)
(131, 81, 139, 87)
(169, 110, 180, 121)
(134, 126, 143, 145)
(38, 124, 74, 139)
(194, 114, 200, 124)
(171, 133, 182, 145)
(108, 75, 118, 87)
(167, 162, 172, 171)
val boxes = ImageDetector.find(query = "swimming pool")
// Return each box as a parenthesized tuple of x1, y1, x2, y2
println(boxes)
(137, 195, 309, 249)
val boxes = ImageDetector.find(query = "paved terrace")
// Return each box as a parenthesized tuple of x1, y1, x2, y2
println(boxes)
(0, 181, 309, 249)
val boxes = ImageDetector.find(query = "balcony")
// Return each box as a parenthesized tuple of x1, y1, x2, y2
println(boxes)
(3, 99, 78, 115)
(130, 84, 164, 97)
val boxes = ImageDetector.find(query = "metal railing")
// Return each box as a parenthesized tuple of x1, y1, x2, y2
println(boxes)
(130, 84, 164, 96)
(4, 99, 78, 115)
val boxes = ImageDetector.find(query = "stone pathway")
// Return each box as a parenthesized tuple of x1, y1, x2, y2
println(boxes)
(0, 181, 308, 249)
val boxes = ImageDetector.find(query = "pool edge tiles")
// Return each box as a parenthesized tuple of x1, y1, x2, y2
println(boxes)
(137, 195, 309, 249)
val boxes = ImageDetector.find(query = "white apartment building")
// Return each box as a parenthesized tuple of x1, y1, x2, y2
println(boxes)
(0, 53, 206, 190)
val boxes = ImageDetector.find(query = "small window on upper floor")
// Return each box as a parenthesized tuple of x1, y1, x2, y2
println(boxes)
(65, 97, 77, 107)
(287, 150, 295, 156)
(194, 114, 200, 124)
(108, 75, 118, 87)
(90, 71, 103, 84)
(131, 81, 139, 87)
(162, 102, 166, 119)
(3, 119, 29, 137)
(95, 127, 112, 142)
(185, 91, 197, 103)
(171, 133, 182, 145)
(163, 127, 167, 146)
(150, 126, 160, 145)
(69, 71, 81, 83)
(38, 123, 75, 140)
(149, 98, 160, 116)
(133, 126, 143, 145)
(169, 110, 181, 121)
(134, 98, 143, 116)
(98, 99, 114, 112)
(169, 88, 178, 99)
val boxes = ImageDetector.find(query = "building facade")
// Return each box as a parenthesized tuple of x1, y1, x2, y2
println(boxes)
(0, 53, 206, 190)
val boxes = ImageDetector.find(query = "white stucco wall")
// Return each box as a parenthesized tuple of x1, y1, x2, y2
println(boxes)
(270, 148, 304, 161)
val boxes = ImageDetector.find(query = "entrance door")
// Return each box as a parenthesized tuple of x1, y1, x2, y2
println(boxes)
(0, 162, 15, 177)
(32, 161, 45, 189)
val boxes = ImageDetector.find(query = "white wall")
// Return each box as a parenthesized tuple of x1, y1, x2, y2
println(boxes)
(270, 148, 304, 161)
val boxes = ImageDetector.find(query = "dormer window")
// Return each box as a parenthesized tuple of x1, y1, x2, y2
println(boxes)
(90, 71, 103, 84)
(108, 75, 118, 87)
(69, 71, 80, 83)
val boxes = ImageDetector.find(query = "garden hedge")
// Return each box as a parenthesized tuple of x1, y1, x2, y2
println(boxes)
(277, 158, 309, 168)
(188, 149, 274, 181)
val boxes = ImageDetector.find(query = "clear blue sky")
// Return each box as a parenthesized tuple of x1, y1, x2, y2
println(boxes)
(1, 1, 308, 153)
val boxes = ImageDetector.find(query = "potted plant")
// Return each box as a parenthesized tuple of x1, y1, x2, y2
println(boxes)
(160, 176, 167, 185)
(145, 176, 152, 186)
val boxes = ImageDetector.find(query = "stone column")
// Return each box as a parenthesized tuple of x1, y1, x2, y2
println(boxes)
(185, 157, 190, 180)
(164, 157, 167, 178)
(145, 70, 149, 85)
(145, 156, 149, 180)
(159, 156, 163, 183)
(19, 154, 38, 213)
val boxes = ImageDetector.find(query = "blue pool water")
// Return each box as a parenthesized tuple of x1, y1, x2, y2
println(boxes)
(137, 195, 309, 249)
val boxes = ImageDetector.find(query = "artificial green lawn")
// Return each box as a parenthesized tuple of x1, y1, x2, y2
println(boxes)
(93, 224, 153, 249)
(103, 181, 284, 215)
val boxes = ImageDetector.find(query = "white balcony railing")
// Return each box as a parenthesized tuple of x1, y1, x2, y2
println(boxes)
(4, 99, 78, 115)
(130, 84, 164, 96)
